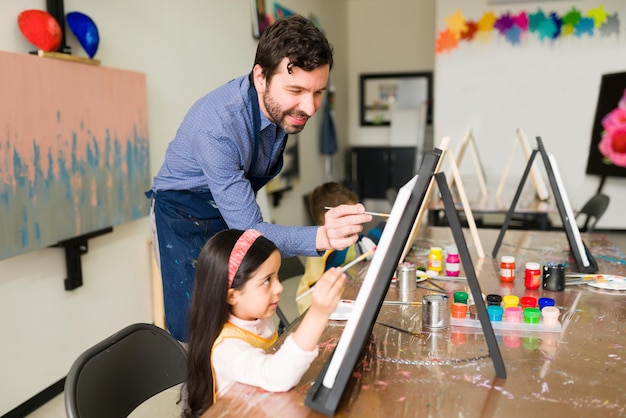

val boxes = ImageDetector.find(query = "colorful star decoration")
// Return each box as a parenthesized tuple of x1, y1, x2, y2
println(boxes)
(436, 5, 620, 54)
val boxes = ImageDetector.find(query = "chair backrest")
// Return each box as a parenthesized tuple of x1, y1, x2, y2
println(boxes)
(276, 256, 306, 333)
(575, 193, 610, 232)
(64, 323, 187, 418)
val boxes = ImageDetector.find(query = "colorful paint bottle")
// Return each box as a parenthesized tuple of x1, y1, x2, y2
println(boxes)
(541, 306, 560, 325)
(428, 247, 443, 273)
(502, 294, 520, 309)
(451, 302, 468, 319)
(487, 305, 504, 321)
(445, 247, 461, 276)
(486, 294, 502, 306)
(468, 304, 478, 319)
(505, 307, 522, 322)
(520, 296, 537, 310)
(453, 291, 469, 304)
(523, 307, 541, 324)
(499, 256, 516, 283)
(524, 262, 541, 290)
(538, 297, 555, 310)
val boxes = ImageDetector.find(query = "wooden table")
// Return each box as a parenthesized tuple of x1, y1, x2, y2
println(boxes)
(203, 227, 626, 418)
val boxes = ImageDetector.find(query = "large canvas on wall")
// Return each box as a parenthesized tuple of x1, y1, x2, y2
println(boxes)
(0, 51, 150, 260)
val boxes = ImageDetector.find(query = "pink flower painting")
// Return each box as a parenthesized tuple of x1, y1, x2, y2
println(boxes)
(598, 89, 626, 168)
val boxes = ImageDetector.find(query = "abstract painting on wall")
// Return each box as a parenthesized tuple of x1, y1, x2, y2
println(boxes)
(0, 51, 150, 260)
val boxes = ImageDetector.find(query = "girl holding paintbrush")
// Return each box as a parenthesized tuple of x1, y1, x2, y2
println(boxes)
(183, 229, 346, 417)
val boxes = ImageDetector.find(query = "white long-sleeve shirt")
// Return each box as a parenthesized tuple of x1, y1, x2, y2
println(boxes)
(212, 315, 318, 397)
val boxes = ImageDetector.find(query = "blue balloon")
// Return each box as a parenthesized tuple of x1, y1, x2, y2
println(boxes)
(67, 11, 99, 58)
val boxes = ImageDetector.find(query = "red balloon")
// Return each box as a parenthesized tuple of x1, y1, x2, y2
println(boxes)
(18, 9, 62, 52)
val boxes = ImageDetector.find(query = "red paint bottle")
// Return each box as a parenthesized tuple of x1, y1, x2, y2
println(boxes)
(499, 256, 516, 283)
(524, 262, 541, 290)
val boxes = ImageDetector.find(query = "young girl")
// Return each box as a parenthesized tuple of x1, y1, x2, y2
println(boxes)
(183, 229, 346, 417)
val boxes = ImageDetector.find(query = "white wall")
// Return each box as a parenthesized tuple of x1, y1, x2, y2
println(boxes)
(0, 0, 345, 413)
(346, 0, 436, 146)
(435, 0, 626, 229)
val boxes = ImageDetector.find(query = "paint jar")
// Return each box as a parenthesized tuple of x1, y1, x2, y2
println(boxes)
(538, 297, 555, 310)
(445, 247, 461, 276)
(451, 302, 468, 319)
(453, 291, 468, 304)
(541, 306, 560, 325)
(520, 296, 537, 310)
(505, 307, 522, 322)
(542, 262, 565, 291)
(428, 247, 444, 274)
(487, 305, 504, 321)
(486, 294, 502, 306)
(499, 256, 516, 283)
(422, 294, 449, 330)
(396, 262, 416, 292)
(523, 307, 541, 324)
(524, 262, 541, 290)
(502, 294, 520, 309)
(468, 304, 478, 319)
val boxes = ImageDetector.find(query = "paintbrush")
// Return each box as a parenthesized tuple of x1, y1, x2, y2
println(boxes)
(295, 247, 376, 302)
(324, 206, 390, 218)
(375, 321, 424, 337)
(340, 299, 422, 306)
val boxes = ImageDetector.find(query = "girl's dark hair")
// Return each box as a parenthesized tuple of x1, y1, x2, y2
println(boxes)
(254, 14, 334, 83)
(182, 229, 278, 418)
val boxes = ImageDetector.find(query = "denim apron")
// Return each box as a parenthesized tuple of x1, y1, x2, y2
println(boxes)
(147, 82, 284, 341)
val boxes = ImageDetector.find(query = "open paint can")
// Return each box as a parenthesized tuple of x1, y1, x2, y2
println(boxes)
(422, 294, 449, 330)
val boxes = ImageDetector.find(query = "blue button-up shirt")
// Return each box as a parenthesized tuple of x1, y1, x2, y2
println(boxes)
(151, 74, 318, 257)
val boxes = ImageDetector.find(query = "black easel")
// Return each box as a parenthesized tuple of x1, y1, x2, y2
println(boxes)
(492, 137, 598, 274)
(305, 150, 505, 417)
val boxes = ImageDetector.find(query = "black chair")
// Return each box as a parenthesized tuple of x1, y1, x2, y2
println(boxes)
(64, 323, 187, 418)
(276, 256, 305, 334)
(575, 193, 610, 232)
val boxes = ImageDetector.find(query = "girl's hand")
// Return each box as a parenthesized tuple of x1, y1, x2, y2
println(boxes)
(310, 267, 346, 317)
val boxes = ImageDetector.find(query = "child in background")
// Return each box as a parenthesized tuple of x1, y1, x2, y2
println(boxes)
(296, 182, 383, 313)
(183, 229, 346, 418)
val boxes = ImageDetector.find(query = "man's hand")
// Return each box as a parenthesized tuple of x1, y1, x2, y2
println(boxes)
(315, 204, 372, 251)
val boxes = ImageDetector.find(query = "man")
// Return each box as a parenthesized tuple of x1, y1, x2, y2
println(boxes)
(147, 15, 371, 341)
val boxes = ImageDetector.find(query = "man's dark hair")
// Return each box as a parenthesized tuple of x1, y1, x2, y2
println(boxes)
(254, 15, 334, 83)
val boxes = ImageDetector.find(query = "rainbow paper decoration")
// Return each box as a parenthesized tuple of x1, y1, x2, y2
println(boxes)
(436, 5, 620, 54)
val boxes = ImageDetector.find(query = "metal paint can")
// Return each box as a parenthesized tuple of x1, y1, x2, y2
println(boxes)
(421, 294, 449, 330)
(542, 262, 565, 291)
(396, 262, 416, 292)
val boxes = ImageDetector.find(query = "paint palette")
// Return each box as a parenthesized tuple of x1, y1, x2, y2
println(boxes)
(450, 316, 561, 333)
(586, 276, 626, 290)
(330, 300, 354, 321)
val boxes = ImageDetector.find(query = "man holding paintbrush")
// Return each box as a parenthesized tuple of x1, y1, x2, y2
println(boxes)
(296, 182, 384, 313)
(146, 17, 371, 342)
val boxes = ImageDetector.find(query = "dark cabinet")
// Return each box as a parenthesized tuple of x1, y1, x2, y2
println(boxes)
(347, 146, 417, 199)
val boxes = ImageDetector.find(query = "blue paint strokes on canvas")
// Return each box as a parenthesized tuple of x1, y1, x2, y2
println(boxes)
(1, 120, 151, 260)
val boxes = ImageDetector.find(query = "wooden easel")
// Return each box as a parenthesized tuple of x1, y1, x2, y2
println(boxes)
(496, 128, 549, 201)
(401, 136, 485, 262)
(447, 129, 488, 199)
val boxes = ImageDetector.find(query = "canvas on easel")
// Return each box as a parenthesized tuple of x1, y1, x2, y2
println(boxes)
(305, 149, 505, 417)
(496, 128, 549, 201)
(447, 128, 488, 198)
(400, 136, 485, 263)
(492, 137, 598, 273)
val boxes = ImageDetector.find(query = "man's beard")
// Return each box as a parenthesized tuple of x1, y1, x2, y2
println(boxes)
(263, 90, 308, 134)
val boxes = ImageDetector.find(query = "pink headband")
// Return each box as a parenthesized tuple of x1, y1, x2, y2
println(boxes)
(228, 230, 263, 288)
